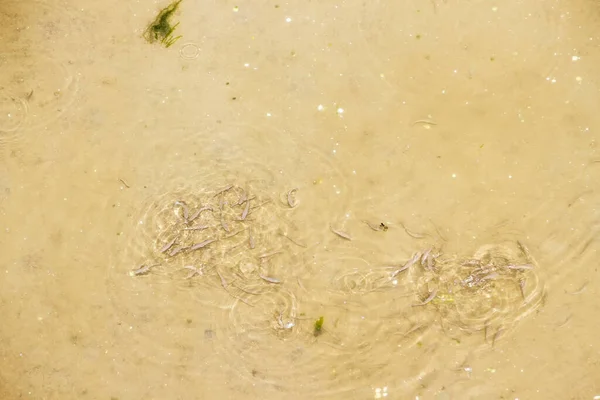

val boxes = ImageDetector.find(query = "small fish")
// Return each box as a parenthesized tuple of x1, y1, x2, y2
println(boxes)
(216, 269, 228, 289)
(364, 220, 379, 231)
(184, 224, 209, 231)
(169, 246, 187, 257)
(556, 315, 572, 329)
(237, 189, 247, 205)
(471, 265, 494, 274)
(519, 279, 527, 299)
(330, 225, 351, 240)
(119, 178, 130, 188)
(215, 268, 255, 307)
(240, 197, 251, 220)
(234, 295, 255, 307)
(220, 217, 230, 232)
(280, 233, 307, 248)
(258, 250, 282, 259)
(297, 277, 306, 291)
(213, 184, 233, 197)
(420, 248, 433, 267)
(478, 272, 499, 282)
(426, 253, 435, 270)
(248, 231, 255, 249)
(429, 218, 447, 241)
(400, 223, 426, 239)
(219, 193, 226, 211)
(129, 263, 159, 276)
(259, 274, 281, 284)
(189, 238, 216, 251)
(505, 264, 534, 270)
(568, 282, 588, 295)
(390, 264, 410, 278)
(223, 229, 246, 239)
(175, 201, 189, 221)
(412, 289, 438, 307)
(516, 240, 535, 264)
(364, 220, 388, 232)
(233, 282, 262, 295)
(159, 238, 177, 253)
(235, 195, 256, 207)
(391, 252, 421, 278)
(250, 199, 272, 211)
(412, 119, 438, 126)
(287, 188, 298, 208)
(492, 326, 505, 347)
(183, 265, 203, 279)
(188, 206, 213, 223)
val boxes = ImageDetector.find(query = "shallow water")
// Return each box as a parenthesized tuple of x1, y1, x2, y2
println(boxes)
(1, 0, 599, 399)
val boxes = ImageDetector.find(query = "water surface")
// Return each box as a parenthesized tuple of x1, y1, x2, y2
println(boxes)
(1, 0, 599, 399)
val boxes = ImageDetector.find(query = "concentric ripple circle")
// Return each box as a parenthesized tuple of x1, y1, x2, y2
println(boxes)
(0, 51, 79, 140)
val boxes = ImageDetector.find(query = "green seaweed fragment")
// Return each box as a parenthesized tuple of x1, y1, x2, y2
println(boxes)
(144, 0, 183, 48)
(313, 316, 324, 336)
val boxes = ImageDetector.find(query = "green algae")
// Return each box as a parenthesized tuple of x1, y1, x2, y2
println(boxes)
(144, 0, 183, 48)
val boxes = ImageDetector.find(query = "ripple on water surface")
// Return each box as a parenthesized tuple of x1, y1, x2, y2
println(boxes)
(0, 52, 79, 143)
(106, 121, 547, 397)
(105, 122, 352, 372)
(207, 248, 443, 397)
(1, 0, 93, 54)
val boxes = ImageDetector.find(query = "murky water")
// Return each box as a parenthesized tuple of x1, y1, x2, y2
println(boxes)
(1, 0, 599, 399)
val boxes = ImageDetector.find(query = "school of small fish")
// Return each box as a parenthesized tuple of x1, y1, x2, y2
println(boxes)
(129, 183, 544, 340)
(130, 184, 304, 321)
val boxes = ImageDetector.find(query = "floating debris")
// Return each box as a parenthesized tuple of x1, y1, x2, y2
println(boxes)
(277, 312, 295, 330)
(286, 188, 298, 208)
(144, 0, 183, 48)
(314, 316, 324, 336)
